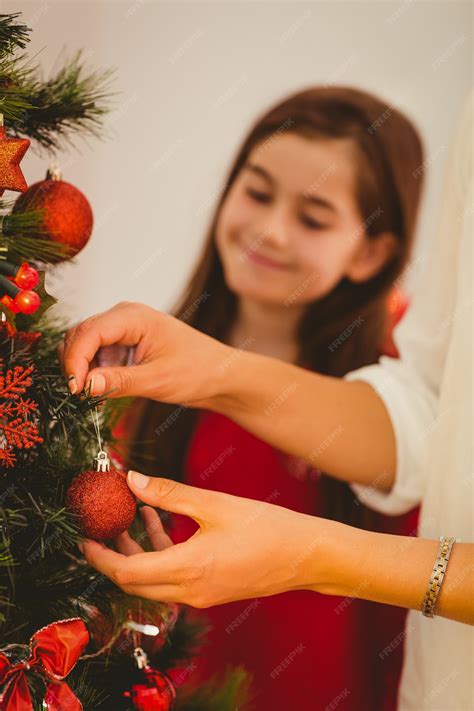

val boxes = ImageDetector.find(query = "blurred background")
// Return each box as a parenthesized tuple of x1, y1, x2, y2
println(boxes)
(7, 0, 473, 323)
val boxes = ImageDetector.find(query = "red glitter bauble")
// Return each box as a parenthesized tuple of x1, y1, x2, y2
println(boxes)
(12, 173, 93, 260)
(125, 667, 176, 711)
(66, 468, 136, 540)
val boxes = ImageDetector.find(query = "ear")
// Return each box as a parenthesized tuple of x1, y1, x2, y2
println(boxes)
(346, 232, 398, 283)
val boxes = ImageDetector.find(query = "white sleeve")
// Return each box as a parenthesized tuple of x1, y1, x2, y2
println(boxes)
(345, 92, 472, 516)
(345, 358, 436, 515)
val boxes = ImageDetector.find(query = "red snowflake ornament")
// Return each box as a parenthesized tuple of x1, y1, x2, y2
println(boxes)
(0, 360, 43, 469)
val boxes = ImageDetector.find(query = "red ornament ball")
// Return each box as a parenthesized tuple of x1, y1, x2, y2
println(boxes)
(125, 667, 176, 711)
(66, 468, 136, 540)
(13, 174, 93, 260)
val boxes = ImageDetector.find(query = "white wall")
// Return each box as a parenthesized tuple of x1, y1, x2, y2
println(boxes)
(6, 0, 473, 324)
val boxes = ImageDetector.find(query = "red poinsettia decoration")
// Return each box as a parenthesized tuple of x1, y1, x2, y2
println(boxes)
(0, 359, 43, 469)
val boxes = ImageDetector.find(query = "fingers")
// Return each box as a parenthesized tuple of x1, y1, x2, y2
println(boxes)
(114, 531, 144, 556)
(109, 583, 184, 603)
(62, 303, 149, 394)
(81, 538, 192, 586)
(140, 507, 173, 551)
(113, 509, 172, 557)
(127, 471, 220, 524)
(82, 361, 162, 399)
(96, 344, 133, 368)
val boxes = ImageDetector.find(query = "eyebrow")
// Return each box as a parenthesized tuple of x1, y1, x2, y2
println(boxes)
(243, 161, 338, 214)
(302, 193, 337, 213)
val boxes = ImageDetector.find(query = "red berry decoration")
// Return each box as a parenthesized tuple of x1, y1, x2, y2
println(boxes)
(1, 294, 20, 313)
(12, 166, 93, 261)
(14, 289, 41, 314)
(0, 274, 41, 315)
(15, 262, 40, 290)
(66, 467, 136, 540)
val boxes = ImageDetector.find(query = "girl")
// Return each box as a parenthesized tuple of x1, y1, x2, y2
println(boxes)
(120, 86, 423, 710)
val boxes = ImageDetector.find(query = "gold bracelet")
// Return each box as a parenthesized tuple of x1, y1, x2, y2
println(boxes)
(421, 536, 457, 618)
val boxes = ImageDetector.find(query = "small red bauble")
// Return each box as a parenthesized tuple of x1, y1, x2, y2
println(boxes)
(66, 468, 136, 540)
(12, 169, 93, 260)
(124, 667, 176, 711)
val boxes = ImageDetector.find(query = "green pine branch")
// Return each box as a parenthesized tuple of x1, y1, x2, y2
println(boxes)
(0, 13, 30, 56)
(0, 54, 39, 123)
(8, 50, 116, 152)
(0, 13, 115, 150)
(0, 314, 253, 708)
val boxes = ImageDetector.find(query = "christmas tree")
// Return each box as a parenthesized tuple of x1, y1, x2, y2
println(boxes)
(0, 12, 250, 710)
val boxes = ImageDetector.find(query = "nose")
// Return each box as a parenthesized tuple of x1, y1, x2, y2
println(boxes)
(254, 204, 292, 249)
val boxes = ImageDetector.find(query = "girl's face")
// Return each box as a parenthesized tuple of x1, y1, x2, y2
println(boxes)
(215, 133, 394, 306)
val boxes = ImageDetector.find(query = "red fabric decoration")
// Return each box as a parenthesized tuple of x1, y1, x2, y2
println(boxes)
(0, 618, 89, 710)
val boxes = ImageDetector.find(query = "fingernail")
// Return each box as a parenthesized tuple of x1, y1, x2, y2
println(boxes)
(128, 470, 150, 489)
(90, 373, 106, 395)
(69, 376, 77, 395)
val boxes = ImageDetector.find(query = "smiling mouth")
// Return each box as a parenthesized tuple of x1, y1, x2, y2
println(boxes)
(241, 247, 292, 271)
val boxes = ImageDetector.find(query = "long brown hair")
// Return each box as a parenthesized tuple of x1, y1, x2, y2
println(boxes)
(126, 86, 424, 523)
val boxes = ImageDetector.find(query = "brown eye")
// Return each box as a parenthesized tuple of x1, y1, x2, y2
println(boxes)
(301, 214, 327, 230)
(246, 187, 271, 204)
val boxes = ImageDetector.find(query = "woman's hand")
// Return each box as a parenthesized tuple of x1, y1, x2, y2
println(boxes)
(79, 470, 339, 607)
(59, 301, 230, 406)
(79, 471, 474, 624)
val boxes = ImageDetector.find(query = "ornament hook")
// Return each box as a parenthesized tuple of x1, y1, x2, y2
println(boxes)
(91, 406, 110, 472)
(133, 646, 149, 670)
(94, 449, 110, 472)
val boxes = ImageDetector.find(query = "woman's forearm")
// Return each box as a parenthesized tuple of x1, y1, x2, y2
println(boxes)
(208, 348, 396, 490)
(62, 303, 396, 491)
(309, 522, 474, 625)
